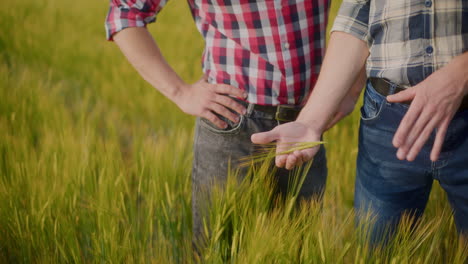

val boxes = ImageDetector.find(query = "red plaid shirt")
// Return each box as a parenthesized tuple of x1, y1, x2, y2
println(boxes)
(106, 0, 330, 106)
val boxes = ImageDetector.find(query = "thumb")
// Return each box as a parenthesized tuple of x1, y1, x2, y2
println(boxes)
(387, 87, 416, 103)
(251, 130, 280, 144)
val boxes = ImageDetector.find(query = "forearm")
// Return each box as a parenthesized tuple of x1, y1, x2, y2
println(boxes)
(349, 66, 367, 97)
(113, 27, 185, 102)
(112, 26, 247, 128)
(297, 32, 369, 132)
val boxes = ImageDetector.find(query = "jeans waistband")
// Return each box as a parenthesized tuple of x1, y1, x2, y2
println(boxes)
(369, 78, 468, 111)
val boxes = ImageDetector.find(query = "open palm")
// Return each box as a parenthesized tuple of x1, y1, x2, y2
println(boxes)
(251, 121, 321, 169)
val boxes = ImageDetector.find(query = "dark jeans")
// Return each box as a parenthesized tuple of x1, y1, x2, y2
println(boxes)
(191, 106, 328, 246)
(356, 80, 468, 244)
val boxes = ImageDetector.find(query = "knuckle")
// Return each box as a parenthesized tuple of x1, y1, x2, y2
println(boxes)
(205, 88, 215, 96)
(206, 112, 216, 120)
(226, 102, 238, 111)
(229, 113, 238, 120)
(214, 117, 223, 125)
(233, 89, 243, 96)
(226, 85, 237, 92)
(217, 105, 228, 114)
(289, 155, 296, 163)
(207, 115, 216, 123)
(216, 85, 227, 93)
(224, 98, 236, 109)
(227, 86, 238, 95)
(233, 102, 244, 112)
(200, 110, 209, 117)
(214, 94, 225, 103)
(209, 101, 219, 109)
(215, 108, 225, 115)
(210, 103, 220, 111)
(225, 99, 237, 108)
(209, 85, 219, 93)
(275, 160, 283, 168)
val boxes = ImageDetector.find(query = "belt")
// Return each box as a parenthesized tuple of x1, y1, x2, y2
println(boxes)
(248, 103, 302, 122)
(369, 77, 468, 111)
(235, 98, 301, 122)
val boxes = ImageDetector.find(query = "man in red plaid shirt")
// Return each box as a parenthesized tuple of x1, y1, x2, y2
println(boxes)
(106, 0, 364, 248)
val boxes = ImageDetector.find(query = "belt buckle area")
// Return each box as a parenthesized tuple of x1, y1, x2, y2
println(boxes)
(275, 105, 299, 122)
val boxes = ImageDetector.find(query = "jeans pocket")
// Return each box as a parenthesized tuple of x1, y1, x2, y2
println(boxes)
(360, 82, 386, 122)
(199, 113, 245, 135)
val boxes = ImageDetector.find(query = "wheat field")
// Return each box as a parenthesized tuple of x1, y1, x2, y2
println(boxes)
(0, 0, 466, 263)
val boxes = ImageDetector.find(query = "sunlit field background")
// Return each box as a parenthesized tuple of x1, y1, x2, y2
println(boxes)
(1, 0, 467, 263)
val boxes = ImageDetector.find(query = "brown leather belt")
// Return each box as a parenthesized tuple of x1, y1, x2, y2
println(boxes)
(250, 104, 301, 122)
(369, 77, 468, 111)
(234, 98, 301, 122)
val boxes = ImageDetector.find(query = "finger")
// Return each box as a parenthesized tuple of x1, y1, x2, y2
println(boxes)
(276, 154, 287, 168)
(404, 114, 441, 161)
(214, 94, 246, 115)
(251, 129, 281, 144)
(215, 84, 247, 99)
(301, 149, 312, 162)
(396, 109, 434, 159)
(293, 150, 304, 167)
(430, 118, 450, 162)
(275, 141, 290, 168)
(285, 155, 298, 170)
(301, 147, 319, 163)
(393, 99, 423, 148)
(387, 87, 416, 103)
(203, 111, 227, 129)
(210, 103, 239, 124)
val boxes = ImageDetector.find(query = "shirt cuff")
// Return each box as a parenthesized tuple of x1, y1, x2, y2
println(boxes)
(105, 6, 156, 41)
(330, 1, 370, 42)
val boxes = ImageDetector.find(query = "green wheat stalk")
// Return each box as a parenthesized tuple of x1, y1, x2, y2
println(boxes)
(239, 141, 325, 167)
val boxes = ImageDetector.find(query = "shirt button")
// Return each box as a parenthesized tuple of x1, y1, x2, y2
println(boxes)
(284, 43, 290, 49)
(425, 0, 432, 7)
(426, 45, 434, 54)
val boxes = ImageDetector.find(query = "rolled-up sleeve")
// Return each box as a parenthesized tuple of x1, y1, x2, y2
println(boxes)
(330, 0, 370, 41)
(105, 0, 168, 41)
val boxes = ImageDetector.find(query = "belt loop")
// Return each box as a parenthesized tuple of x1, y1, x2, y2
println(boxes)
(276, 105, 281, 125)
(246, 103, 254, 117)
(386, 83, 397, 106)
(389, 83, 396, 95)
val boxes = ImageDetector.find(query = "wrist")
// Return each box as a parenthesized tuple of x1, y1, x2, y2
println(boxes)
(169, 81, 189, 105)
(451, 53, 468, 96)
(295, 115, 325, 136)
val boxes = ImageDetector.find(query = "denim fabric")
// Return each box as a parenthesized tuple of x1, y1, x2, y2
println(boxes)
(356, 80, 468, 244)
(191, 109, 328, 246)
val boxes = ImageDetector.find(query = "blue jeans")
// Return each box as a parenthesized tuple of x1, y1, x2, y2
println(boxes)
(356, 80, 468, 243)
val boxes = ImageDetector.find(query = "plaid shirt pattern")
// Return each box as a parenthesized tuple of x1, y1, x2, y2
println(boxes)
(106, 0, 330, 106)
(331, 0, 468, 87)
